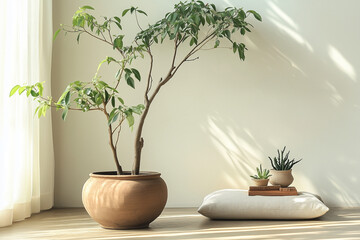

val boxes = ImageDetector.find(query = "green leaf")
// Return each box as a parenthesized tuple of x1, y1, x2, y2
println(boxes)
(112, 112, 119, 124)
(126, 76, 135, 89)
(223, 30, 231, 39)
(10, 85, 20, 97)
(53, 29, 61, 41)
(26, 88, 31, 97)
(84, 88, 92, 96)
(95, 94, 103, 105)
(214, 39, 220, 48)
(104, 90, 110, 103)
(238, 45, 245, 60)
(247, 10, 262, 21)
(132, 104, 144, 115)
(18, 86, 26, 95)
(41, 104, 49, 117)
(62, 107, 69, 120)
(115, 22, 122, 30)
(131, 68, 141, 81)
(232, 42, 237, 53)
(114, 37, 123, 49)
(80, 5, 94, 10)
(122, 9, 130, 17)
(137, 10, 147, 16)
(240, 28, 245, 35)
(30, 90, 39, 97)
(239, 10, 246, 20)
(77, 33, 81, 44)
(111, 96, 115, 107)
(36, 82, 44, 96)
(118, 97, 124, 105)
(64, 91, 71, 105)
(98, 80, 108, 89)
(114, 16, 121, 23)
(38, 105, 44, 118)
(115, 69, 121, 79)
(190, 37, 195, 46)
(108, 109, 119, 125)
(126, 114, 135, 127)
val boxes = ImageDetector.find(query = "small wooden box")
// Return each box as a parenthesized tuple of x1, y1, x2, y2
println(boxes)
(248, 186, 298, 196)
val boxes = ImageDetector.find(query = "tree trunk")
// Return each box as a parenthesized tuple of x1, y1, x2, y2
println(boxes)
(132, 103, 151, 175)
(107, 124, 123, 175)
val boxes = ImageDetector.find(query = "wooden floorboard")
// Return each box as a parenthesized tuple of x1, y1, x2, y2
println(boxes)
(0, 208, 360, 239)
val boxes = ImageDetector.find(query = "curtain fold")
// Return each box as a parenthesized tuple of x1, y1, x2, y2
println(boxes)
(0, 0, 54, 227)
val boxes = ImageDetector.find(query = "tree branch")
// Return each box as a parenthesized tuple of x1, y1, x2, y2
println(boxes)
(134, 11, 143, 31)
(81, 27, 125, 58)
(102, 102, 123, 175)
(145, 48, 154, 103)
(185, 56, 199, 62)
(114, 115, 125, 147)
(38, 96, 103, 112)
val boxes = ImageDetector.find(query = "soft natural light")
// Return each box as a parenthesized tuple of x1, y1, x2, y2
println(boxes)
(328, 45, 357, 82)
(0, 0, 54, 227)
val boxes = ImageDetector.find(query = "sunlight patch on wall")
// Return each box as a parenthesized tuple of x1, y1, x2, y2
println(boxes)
(273, 46, 306, 76)
(328, 45, 357, 82)
(222, 0, 234, 8)
(269, 18, 313, 52)
(268, 1, 298, 30)
(325, 81, 344, 106)
(206, 116, 264, 187)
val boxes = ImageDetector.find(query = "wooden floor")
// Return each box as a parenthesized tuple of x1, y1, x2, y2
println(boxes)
(0, 208, 360, 240)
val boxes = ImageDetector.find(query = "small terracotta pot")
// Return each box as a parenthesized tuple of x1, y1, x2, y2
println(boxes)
(82, 171, 167, 229)
(252, 178, 269, 186)
(269, 169, 294, 187)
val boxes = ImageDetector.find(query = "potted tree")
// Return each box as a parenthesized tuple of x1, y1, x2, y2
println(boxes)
(268, 146, 302, 187)
(10, 1, 261, 229)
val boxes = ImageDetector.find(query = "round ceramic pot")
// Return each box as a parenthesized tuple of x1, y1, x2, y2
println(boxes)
(82, 171, 167, 229)
(252, 178, 269, 187)
(269, 169, 294, 187)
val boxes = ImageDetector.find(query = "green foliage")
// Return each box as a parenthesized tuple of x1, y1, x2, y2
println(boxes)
(134, 0, 261, 60)
(9, 73, 144, 123)
(10, 82, 51, 117)
(250, 164, 271, 179)
(268, 146, 302, 170)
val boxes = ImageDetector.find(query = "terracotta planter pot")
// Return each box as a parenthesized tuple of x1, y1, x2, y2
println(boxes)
(269, 169, 294, 187)
(82, 171, 167, 229)
(252, 178, 269, 186)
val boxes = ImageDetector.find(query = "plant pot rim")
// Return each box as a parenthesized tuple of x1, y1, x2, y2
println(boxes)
(252, 178, 269, 181)
(89, 171, 161, 180)
(270, 169, 292, 172)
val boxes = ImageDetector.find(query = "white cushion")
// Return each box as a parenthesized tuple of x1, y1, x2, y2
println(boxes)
(198, 189, 329, 220)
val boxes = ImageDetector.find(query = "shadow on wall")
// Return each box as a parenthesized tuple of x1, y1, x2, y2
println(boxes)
(201, 0, 360, 207)
(204, 116, 264, 188)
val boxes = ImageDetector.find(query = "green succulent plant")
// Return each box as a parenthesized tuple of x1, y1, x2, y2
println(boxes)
(268, 146, 302, 170)
(250, 164, 271, 179)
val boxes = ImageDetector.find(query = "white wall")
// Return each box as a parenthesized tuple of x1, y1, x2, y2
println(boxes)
(52, 0, 360, 208)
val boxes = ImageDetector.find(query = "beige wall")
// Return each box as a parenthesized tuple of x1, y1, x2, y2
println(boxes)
(52, 0, 360, 207)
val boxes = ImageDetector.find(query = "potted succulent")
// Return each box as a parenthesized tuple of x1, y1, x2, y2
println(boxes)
(250, 164, 271, 186)
(10, 1, 261, 229)
(268, 146, 302, 187)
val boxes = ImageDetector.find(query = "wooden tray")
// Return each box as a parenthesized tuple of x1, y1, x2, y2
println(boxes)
(248, 186, 298, 196)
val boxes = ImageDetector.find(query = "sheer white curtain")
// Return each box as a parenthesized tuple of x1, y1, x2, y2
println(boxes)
(0, 0, 54, 227)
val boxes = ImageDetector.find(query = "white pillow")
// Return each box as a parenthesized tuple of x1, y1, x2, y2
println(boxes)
(198, 189, 329, 220)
